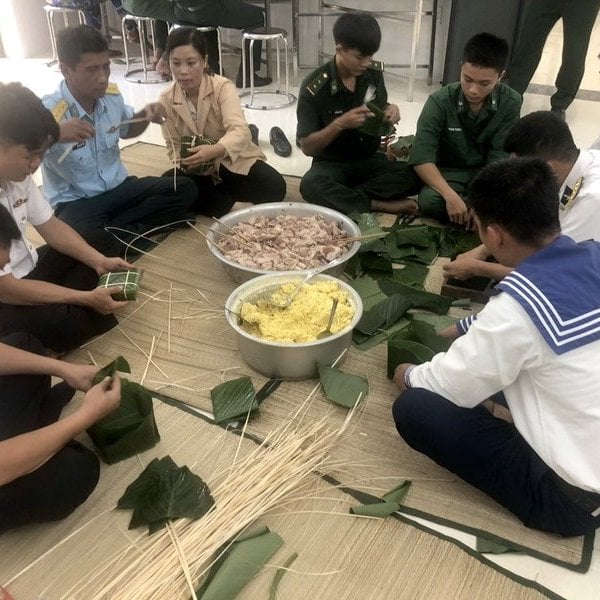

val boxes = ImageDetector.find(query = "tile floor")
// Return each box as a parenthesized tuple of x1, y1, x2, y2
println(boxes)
(1, 14, 600, 599)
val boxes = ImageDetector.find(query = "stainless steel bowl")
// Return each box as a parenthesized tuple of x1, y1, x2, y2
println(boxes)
(207, 202, 361, 283)
(225, 273, 363, 380)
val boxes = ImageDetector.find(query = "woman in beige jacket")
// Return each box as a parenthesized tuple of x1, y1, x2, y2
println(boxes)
(159, 27, 286, 217)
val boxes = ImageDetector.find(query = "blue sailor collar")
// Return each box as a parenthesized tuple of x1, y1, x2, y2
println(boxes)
(558, 150, 591, 212)
(497, 236, 600, 354)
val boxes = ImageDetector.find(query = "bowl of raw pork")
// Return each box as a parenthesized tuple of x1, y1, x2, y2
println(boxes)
(225, 272, 363, 380)
(206, 203, 362, 283)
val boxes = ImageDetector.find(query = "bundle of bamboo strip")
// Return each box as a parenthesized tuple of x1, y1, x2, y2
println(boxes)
(62, 411, 352, 599)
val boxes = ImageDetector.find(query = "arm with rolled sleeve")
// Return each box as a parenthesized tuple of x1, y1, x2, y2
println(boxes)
(408, 294, 538, 407)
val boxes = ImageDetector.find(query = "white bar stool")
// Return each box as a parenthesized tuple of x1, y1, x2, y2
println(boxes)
(122, 15, 163, 84)
(170, 24, 223, 76)
(44, 5, 87, 67)
(240, 27, 296, 110)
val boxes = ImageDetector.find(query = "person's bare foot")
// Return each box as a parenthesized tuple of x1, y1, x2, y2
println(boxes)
(371, 198, 418, 215)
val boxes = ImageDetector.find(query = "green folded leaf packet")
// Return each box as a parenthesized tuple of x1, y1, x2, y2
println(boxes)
(317, 364, 369, 408)
(210, 376, 258, 424)
(117, 456, 215, 534)
(180, 134, 217, 176)
(87, 357, 160, 464)
(358, 101, 395, 137)
(97, 270, 142, 301)
(350, 480, 412, 518)
(196, 526, 284, 600)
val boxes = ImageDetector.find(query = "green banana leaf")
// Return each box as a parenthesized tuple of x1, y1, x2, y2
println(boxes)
(350, 480, 412, 518)
(196, 526, 284, 600)
(118, 456, 214, 534)
(211, 376, 258, 424)
(355, 293, 414, 336)
(358, 101, 395, 137)
(352, 317, 411, 350)
(397, 320, 453, 354)
(348, 276, 387, 311)
(378, 279, 453, 314)
(357, 251, 393, 274)
(386, 264, 429, 289)
(92, 356, 131, 384)
(86, 378, 160, 464)
(387, 339, 435, 379)
(393, 225, 434, 248)
(317, 364, 369, 408)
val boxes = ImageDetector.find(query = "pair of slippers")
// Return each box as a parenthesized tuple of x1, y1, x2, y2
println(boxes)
(248, 124, 292, 157)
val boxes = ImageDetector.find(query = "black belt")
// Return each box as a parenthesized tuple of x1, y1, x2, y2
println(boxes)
(554, 476, 600, 517)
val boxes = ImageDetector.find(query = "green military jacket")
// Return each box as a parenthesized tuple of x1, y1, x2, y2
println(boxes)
(296, 58, 389, 162)
(408, 81, 522, 169)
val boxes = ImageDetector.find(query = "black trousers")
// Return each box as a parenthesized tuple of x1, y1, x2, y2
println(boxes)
(0, 333, 100, 535)
(54, 175, 197, 237)
(300, 155, 421, 214)
(393, 388, 600, 537)
(163, 159, 286, 218)
(0, 230, 119, 353)
(174, 0, 265, 77)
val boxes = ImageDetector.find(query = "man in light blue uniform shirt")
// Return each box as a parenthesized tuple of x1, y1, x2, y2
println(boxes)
(42, 25, 196, 242)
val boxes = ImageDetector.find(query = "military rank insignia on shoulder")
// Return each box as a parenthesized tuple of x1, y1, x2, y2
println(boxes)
(560, 176, 583, 212)
(306, 71, 330, 96)
(105, 83, 121, 95)
(368, 60, 384, 71)
(50, 100, 68, 123)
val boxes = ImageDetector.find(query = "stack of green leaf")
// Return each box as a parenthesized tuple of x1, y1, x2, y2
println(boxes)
(86, 357, 160, 464)
(117, 456, 215, 534)
(345, 213, 480, 278)
(350, 275, 454, 349)
(387, 319, 453, 379)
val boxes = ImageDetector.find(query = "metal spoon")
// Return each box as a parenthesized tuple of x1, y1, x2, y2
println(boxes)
(317, 298, 339, 339)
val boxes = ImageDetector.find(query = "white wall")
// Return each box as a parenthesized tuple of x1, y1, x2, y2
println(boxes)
(0, 0, 52, 58)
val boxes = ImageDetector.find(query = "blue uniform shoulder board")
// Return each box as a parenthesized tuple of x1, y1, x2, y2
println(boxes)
(306, 71, 330, 96)
(106, 83, 121, 95)
(368, 60, 384, 71)
(50, 100, 68, 123)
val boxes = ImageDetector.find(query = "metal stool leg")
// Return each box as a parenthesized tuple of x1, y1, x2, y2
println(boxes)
(283, 36, 290, 95)
(249, 38, 256, 105)
(216, 27, 223, 76)
(275, 38, 281, 93)
(122, 17, 132, 75)
(46, 9, 58, 65)
(242, 34, 247, 89)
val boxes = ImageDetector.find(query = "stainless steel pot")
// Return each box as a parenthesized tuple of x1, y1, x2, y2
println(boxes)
(225, 273, 363, 380)
(207, 202, 361, 283)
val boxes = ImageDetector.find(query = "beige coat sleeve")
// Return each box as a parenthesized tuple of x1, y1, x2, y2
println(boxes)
(214, 80, 252, 164)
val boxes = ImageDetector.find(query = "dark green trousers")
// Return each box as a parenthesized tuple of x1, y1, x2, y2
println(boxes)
(416, 168, 476, 223)
(509, 0, 600, 110)
(299, 156, 421, 214)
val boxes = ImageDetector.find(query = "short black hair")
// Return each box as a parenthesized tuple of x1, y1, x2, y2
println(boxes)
(57, 24, 108, 66)
(333, 12, 381, 56)
(0, 204, 21, 250)
(504, 111, 578, 162)
(0, 82, 59, 151)
(469, 158, 560, 246)
(463, 33, 509, 73)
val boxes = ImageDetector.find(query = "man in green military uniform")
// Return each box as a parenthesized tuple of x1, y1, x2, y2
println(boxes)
(409, 33, 521, 225)
(297, 12, 420, 215)
(508, 0, 600, 119)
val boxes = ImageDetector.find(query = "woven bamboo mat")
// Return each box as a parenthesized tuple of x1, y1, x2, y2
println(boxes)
(64, 143, 594, 572)
(0, 400, 558, 600)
